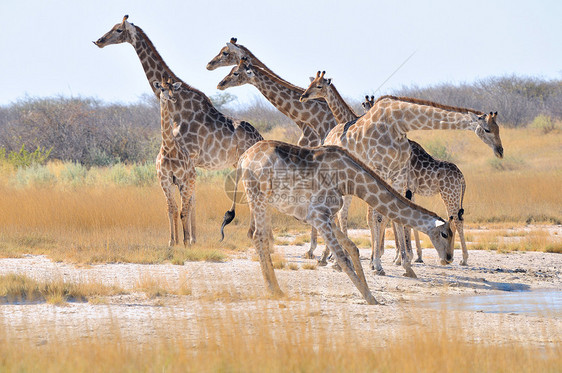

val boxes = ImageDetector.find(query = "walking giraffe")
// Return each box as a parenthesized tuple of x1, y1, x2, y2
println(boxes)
(301, 71, 503, 275)
(153, 78, 196, 247)
(94, 16, 263, 244)
(211, 49, 339, 256)
(362, 96, 469, 265)
(220, 140, 455, 304)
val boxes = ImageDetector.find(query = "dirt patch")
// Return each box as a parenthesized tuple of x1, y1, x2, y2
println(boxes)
(1, 226, 560, 347)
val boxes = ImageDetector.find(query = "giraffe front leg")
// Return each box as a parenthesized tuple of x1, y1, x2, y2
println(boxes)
(336, 195, 352, 236)
(333, 222, 369, 292)
(368, 208, 386, 275)
(188, 195, 196, 245)
(413, 230, 423, 263)
(160, 181, 179, 247)
(455, 218, 468, 266)
(302, 227, 317, 259)
(393, 222, 402, 265)
(179, 182, 195, 248)
(395, 224, 417, 278)
(315, 218, 377, 305)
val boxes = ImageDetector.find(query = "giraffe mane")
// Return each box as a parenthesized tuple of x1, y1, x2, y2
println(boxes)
(375, 95, 484, 115)
(328, 82, 359, 118)
(251, 64, 308, 95)
(134, 25, 215, 108)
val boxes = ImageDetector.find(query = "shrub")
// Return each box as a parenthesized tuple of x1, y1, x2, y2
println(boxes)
(60, 162, 88, 187)
(530, 115, 558, 134)
(108, 163, 130, 185)
(130, 163, 156, 186)
(13, 164, 56, 187)
(488, 155, 526, 171)
(424, 140, 455, 162)
(2, 145, 52, 168)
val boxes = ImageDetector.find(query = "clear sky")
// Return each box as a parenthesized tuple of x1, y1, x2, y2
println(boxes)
(1, 0, 560, 107)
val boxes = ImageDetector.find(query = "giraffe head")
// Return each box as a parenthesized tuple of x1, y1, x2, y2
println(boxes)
(216, 57, 255, 90)
(472, 111, 503, 158)
(427, 216, 455, 265)
(299, 71, 331, 102)
(361, 95, 375, 113)
(153, 78, 182, 104)
(94, 15, 138, 48)
(206, 38, 244, 70)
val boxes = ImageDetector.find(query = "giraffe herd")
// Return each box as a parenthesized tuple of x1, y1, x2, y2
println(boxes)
(94, 15, 504, 305)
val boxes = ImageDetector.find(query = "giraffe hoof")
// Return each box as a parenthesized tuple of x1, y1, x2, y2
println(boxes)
(331, 263, 342, 272)
(317, 260, 328, 267)
(415, 258, 424, 263)
(302, 252, 315, 260)
(460, 260, 468, 266)
(394, 259, 402, 266)
(403, 269, 417, 278)
(374, 269, 385, 276)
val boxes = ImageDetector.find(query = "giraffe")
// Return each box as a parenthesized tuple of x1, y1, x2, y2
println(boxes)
(153, 78, 196, 247)
(214, 56, 339, 258)
(301, 71, 503, 275)
(94, 16, 264, 244)
(362, 96, 469, 265)
(220, 140, 455, 304)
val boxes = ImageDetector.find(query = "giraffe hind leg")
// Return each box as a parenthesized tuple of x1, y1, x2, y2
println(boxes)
(302, 226, 317, 259)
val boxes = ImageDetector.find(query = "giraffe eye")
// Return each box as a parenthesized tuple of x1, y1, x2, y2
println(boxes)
(222, 52, 229, 56)
(116, 29, 123, 33)
(316, 85, 322, 89)
(440, 232, 448, 239)
(233, 72, 239, 76)
(483, 128, 491, 133)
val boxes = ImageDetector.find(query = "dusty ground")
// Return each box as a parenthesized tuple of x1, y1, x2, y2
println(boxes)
(1, 226, 560, 347)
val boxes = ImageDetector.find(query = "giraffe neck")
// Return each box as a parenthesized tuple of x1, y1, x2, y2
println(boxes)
(130, 26, 181, 97)
(324, 84, 359, 124)
(251, 68, 335, 140)
(341, 156, 443, 232)
(378, 99, 477, 134)
(159, 99, 175, 151)
(252, 71, 308, 132)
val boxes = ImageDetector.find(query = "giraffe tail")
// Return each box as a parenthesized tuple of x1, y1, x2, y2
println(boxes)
(458, 174, 466, 221)
(220, 163, 242, 241)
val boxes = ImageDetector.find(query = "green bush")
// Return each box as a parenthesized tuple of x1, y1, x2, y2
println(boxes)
(530, 115, 558, 134)
(108, 163, 130, 185)
(2, 145, 52, 168)
(424, 140, 455, 162)
(130, 163, 156, 186)
(13, 165, 56, 187)
(488, 155, 526, 171)
(60, 163, 89, 187)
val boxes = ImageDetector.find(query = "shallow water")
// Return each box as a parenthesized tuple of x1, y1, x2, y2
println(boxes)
(425, 289, 562, 316)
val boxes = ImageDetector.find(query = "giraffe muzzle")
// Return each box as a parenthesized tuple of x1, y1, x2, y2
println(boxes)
(93, 38, 105, 47)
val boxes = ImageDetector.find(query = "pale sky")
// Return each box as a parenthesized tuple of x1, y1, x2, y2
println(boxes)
(1, 0, 560, 107)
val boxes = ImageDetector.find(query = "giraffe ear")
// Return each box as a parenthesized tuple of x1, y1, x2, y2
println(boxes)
(226, 42, 241, 56)
(152, 81, 162, 89)
(326, 78, 332, 85)
(172, 82, 182, 90)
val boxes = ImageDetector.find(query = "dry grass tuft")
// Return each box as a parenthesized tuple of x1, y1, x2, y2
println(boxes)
(302, 262, 318, 270)
(0, 274, 124, 304)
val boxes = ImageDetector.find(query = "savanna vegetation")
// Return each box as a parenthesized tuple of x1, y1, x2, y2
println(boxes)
(1, 75, 561, 263)
(0, 75, 561, 372)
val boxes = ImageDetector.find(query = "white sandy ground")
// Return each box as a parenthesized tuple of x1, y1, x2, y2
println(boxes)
(0, 226, 560, 348)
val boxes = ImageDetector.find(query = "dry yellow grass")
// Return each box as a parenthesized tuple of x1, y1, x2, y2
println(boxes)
(0, 273, 124, 304)
(0, 304, 559, 372)
(0, 128, 560, 263)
